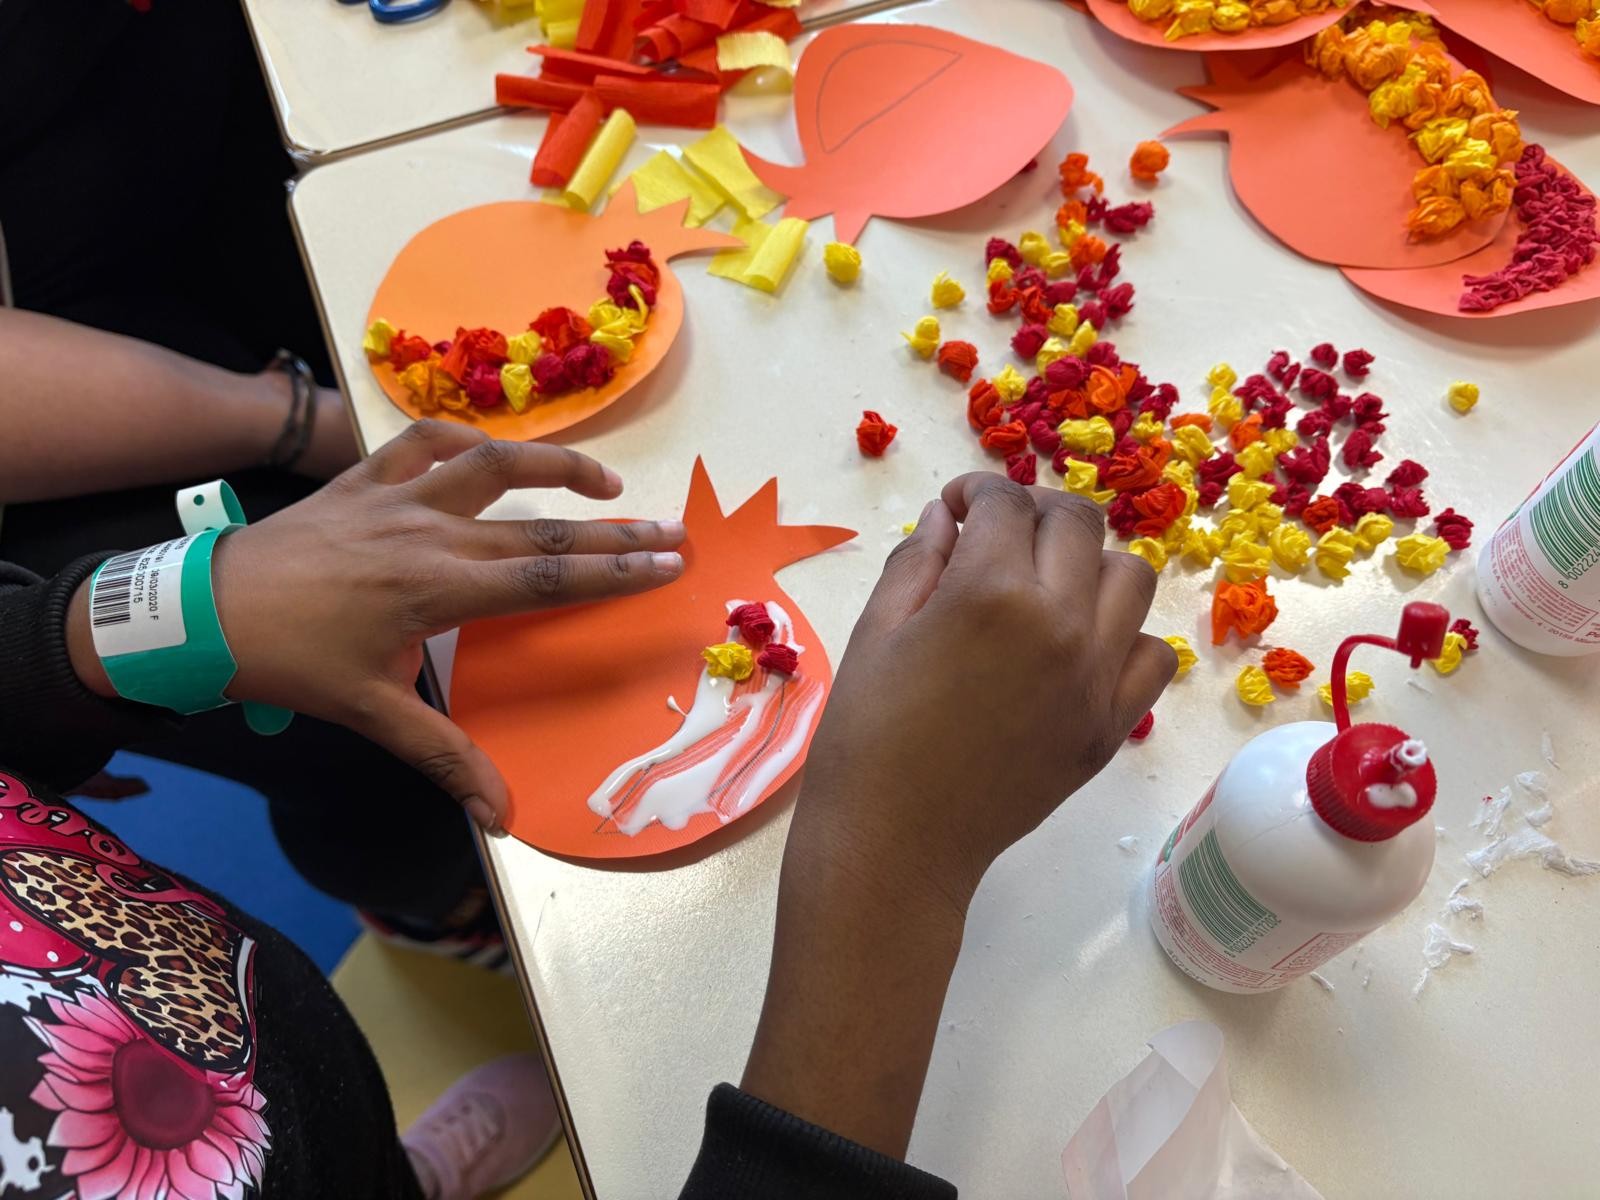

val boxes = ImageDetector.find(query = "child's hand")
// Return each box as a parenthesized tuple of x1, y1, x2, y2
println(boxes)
(798, 472, 1176, 914)
(742, 474, 1176, 1160)
(69, 422, 685, 831)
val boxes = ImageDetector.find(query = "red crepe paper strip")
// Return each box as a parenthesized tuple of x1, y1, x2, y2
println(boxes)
(1433, 507, 1474, 551)
(1449, 617, 1480, 651)
(937, 341, 980, 383)
(1006, 452, 1038, 485)
(757, 643, 800, 676)
(727, 601, 775, 645)
(1309, 342, 1338, 368)
(1386, 459, 1429, 488)
(1127, 710, 1156, 741)
(1460, 146, 1600, 314)
(856, 411, 898, 457)
(1342, 348, 1374, 378)
(531, 90, 605, 187)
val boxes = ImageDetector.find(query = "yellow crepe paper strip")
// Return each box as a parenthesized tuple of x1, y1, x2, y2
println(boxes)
(1314, 528, 1360, 580)
(1062, 458, 1115, 504)
(1319, 671, 1374, 708)
(1236, 665, 1275, 707)
(930, 272, 966, 308)
(702, 642, 755, 681)
(683, 125, 784, 220)
(902, 316, 941, 358)
(362, 318, 396, 359)
(1164, 635, 1198, 677)
(716, 30, 793, 77)
(500, 363, 534, 414)
(1393, 532, 1451, 575)
(621, 150, 725, 227)
(1129, 537, 1169, 572)
(555, 108, 635, 211)
(1352, 512, 1394, 551)
(1447, 380, 1479, 413)
(1048, 304, 1080, 338)
(709, 216, 809, 293)
(992, 365, 1027, 405)
(1429, 630, 1470, 675)
(506, 330, 543, 365)
(1269, 524, 1312, 572)
(1059, 416, 1116, 456)
(824, 242, 862, 284)
(533, 0, 582, 45)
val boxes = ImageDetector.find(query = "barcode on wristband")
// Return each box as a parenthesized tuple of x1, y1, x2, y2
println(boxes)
(91, 551, 140, 629)
(89, 536, 195, 659)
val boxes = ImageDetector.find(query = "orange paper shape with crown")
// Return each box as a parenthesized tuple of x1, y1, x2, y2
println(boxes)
(1427, 0, 1600, 105)
(366, 183, 738, 439)
(449, 459, 856, 860)
(1164, 52, 1508, 270)
(1342, 154, 1600, 316)
(742, 24, 1073, 245)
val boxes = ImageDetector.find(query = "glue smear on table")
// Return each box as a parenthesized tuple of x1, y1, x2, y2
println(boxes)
(587, 600, 823, 836)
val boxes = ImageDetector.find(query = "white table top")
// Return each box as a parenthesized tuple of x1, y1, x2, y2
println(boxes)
(290, 1, 1600, 1195)
(243, 0, 893, 159)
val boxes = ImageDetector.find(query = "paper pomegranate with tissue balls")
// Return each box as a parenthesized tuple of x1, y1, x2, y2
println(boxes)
(1164, 50, 1508, 270)
(742, 23, 1074, 244)
(449, 459, 855, 860)
(365, 183, 736, 440)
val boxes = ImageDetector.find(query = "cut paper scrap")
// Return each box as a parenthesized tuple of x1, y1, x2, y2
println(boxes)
(450, 459, 856, 859)
(553, 106, 635, 209)
(742, 24, 1074, 244)
(617, 149, 726, 226)
(1165, 52, 1507, 270)
(683, 125, 785, 219)
(717, 29, 794, 77)
(496, 1, 803, 189)
(366, 182, 738, 438)
(708, 215, 809, 292)
(1427, 0, 1600, 104)
(1061, 1021, 1324, 1200)
(1085, 0, 1386, 54)
(1343, 152, 1600, 317)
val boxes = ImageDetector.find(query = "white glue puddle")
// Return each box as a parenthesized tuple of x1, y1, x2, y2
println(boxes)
(587, 600, 824, 836)
(1414, 923, 1475, 998)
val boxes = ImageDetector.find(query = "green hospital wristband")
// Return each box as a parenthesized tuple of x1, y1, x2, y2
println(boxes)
(87, 481, 292, 735)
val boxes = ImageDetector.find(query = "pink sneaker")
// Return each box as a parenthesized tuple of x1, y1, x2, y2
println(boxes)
(402, 1054, 562, 1200)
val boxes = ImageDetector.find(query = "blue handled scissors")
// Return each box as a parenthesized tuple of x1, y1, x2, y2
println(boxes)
(337, 0, 451, 25)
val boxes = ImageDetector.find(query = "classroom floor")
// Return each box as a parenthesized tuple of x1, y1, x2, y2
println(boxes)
(332, 937, 585, 1200)
(81, 753, 583, 1199)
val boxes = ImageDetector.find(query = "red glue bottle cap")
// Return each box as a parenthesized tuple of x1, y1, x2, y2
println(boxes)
(1306, 603, 1448, 843)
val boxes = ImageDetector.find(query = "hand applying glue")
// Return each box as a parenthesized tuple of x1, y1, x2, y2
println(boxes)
(1152, 602, 1450, 993)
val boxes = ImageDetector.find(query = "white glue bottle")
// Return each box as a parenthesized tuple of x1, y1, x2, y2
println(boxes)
(1476, 420, 1600, 656)
(1150, 603, 1450, 993)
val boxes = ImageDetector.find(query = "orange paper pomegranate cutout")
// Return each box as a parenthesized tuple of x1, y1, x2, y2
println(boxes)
(450, 459, 856, 860)
(743, 24, 1074, 244)
(1164, 52, 1507, 270)
(366, 183, 738, 439)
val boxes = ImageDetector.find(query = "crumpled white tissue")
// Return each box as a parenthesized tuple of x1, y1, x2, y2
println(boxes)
(1061, 1021, 1323, 1200)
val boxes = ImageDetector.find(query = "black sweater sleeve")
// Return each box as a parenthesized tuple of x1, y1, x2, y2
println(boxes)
(679, 1084, 957, 1200)
(0, 553, 179, 790)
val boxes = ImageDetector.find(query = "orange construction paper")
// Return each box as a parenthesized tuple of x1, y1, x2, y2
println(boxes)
(742, 24, 1074, 244)
(366, 182, 739, 439)
(1164, 52, 1507, 269)
(1428, 0, 1600, 104)
(450, 459, 857, 860)
(1342, 155, 1600, 317)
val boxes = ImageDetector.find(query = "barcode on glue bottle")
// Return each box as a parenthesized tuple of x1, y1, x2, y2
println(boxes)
(1529, 446, 1600, 581)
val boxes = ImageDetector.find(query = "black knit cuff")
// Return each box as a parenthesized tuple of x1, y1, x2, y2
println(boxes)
(0, 552, 180, 790)
(679, 1083, 957, 1200)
